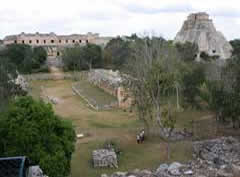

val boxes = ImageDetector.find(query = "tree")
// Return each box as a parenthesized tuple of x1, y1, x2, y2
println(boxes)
(62, 44, 102, 71)
(3, 44, 34, 73)
(33, 46, 48, 68)
(62, 46, 84, 71)
(0, 44, 47, 74)
(204, 56, 240, 129)
(0, 44, 31, 67)
(81, 43, 103, 70)
(103, 37, 132, 70)
(182, 63, 206, 108)
(230, 39, 240, 58)
(161, 104, 176, 160)
(0, 96, 76, 177)
(175, 42, 198, 62)
(203, 80, 226, 122)
(0, 57, 26, 111)
(220, 56, 240, 128)
(124, 37, 179, 137)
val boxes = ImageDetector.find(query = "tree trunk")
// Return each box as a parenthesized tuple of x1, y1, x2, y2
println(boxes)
(156, 104, 165, 137)
(232, 117, 237, 129)
(88, 62, 92, 71)
(176, 84, 180, 110)
(167, 141, 170, 160)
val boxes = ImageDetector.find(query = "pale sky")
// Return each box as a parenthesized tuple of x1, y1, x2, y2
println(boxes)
(1, 0, 240, 40)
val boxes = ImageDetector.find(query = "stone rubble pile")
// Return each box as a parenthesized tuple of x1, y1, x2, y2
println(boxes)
(93, 149, 118, 168)
(28, 166, 48, 177)
(101, 137, 240, 177)
(168, 129, 193, 141)
(193, 136, 240, 166)
(15, 74, 29, 91)
(46, 96, 63, 105)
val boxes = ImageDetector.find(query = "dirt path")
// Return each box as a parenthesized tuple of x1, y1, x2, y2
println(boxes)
(49, 66, 65, 80)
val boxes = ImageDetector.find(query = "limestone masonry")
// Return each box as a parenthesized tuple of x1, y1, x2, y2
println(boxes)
(3, 32, 112, 56)
(174, 12, 233, 60)
(103, 137, 240, 177)
(88, 69, 132, 109)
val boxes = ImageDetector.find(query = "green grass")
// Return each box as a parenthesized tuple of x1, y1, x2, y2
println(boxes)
(74, 79, 117, 107)
(175, 109, 212, 129)
(71, 138, 193, 177)
(88, 118, 141, 129)
(29, 78, 214, 177)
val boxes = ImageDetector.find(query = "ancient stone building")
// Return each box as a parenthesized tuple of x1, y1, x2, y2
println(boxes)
(174, 12, 232, 60)
(3, 32, 112, 57)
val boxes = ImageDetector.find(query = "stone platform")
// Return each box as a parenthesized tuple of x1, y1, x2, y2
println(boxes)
(92, 149, 118, 168)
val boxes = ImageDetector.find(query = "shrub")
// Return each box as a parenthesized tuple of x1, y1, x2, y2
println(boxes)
(0, 96, 76, 177)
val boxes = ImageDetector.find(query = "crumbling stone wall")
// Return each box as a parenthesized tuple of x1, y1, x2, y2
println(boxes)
(88, 69, 132, 109)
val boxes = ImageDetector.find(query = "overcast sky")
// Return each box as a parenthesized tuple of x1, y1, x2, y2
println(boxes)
(1, 0, 240, 40)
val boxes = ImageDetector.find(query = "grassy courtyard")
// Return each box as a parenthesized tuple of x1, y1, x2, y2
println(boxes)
(30, 78, 213, 177)
(73, 79, 118, 109)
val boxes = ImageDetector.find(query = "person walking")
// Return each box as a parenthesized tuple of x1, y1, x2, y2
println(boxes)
(137, 134, 140, 144)
(140, 130, 145, 143)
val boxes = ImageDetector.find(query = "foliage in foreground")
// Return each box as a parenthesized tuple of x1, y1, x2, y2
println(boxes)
(0, 96, 76, 177)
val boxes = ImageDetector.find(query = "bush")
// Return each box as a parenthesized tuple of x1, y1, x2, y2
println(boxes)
(0, 96, 76, 177)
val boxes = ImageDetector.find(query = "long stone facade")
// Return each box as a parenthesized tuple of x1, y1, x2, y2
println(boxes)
(3, 32, 112, 56)
(175, 12, 232, 60)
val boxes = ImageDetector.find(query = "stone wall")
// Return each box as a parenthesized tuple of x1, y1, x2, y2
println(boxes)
(88, 69, 132, 109)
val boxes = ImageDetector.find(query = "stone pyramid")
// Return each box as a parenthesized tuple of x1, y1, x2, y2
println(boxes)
(174, 12, 232, 60)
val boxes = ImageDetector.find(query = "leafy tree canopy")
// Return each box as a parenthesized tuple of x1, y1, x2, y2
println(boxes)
(103, 37, 132, 70)
(0, 96, 76, 177)
(182, 63, 206, 108)
(62, 44, 102, 71)
(175, 42, 199, 62)
(0, 44, 47, 74)
(230, 39, 240, 58)
(0, 57, 27, 111)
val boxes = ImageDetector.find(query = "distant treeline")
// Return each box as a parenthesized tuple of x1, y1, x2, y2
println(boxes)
(0, 44, 48, 74)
